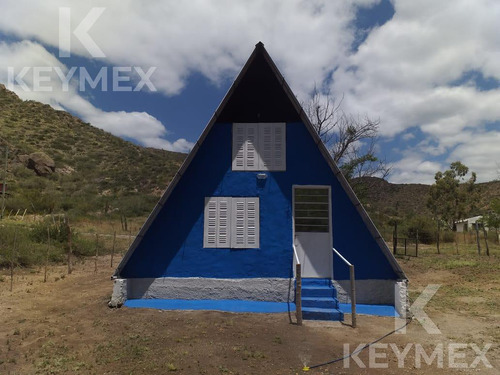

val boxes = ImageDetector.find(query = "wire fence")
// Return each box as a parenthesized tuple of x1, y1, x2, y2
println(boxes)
(393, 236, 418, 257)
(0, 221, 134, 291)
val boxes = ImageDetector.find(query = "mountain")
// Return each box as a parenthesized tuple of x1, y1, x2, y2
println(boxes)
(0, 84, 185, 217)
(358, 176, 500, 224)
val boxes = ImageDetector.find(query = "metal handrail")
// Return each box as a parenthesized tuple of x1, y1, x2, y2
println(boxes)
(332, 247, 357, 328)
(292, 244, 302, 326)
(293, 243, 300, 265)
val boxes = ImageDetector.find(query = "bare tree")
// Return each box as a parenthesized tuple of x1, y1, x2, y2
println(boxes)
(304, 87, 390, 194)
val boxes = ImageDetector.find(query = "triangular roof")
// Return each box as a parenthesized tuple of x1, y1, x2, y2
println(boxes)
(113, 42, 406, 280)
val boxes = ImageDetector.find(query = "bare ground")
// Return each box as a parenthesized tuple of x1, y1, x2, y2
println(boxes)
(0, 251, 498, 374)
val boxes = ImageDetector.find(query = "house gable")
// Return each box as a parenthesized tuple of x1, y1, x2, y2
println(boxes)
(114, 42, 405, 283)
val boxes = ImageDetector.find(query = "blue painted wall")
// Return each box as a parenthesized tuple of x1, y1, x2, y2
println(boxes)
(120, 122, 398, 281)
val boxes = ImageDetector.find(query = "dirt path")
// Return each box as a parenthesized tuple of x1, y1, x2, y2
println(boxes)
(0, 255, 498, 374)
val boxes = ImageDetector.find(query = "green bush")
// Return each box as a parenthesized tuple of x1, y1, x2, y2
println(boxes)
(405, 215, 436, 244)
(30, 220, 70, 245)
(442, 230, 456, 243)
(71, 234, 103, 257)
(0, 225, 52, 267)
(0, 221, 104, 268)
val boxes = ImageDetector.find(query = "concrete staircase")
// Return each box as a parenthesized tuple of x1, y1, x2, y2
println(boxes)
(301, 278, 344, 321)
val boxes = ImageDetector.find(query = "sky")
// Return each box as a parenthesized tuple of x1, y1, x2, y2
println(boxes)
(0, 0, 499, 184)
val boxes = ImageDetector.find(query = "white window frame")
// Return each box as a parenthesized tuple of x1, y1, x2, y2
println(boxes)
(232, 123, 286, 171)
(204, 197, 260, 249)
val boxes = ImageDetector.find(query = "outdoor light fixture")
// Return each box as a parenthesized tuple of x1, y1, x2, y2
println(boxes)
(256, 173, 267, 180)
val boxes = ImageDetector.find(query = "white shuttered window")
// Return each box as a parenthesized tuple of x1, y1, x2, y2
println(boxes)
(232, 123, 286, 171)
(204, 197, 260, 249)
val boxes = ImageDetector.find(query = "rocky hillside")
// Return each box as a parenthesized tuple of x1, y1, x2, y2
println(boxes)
(358, 176, 500, 225)
(0, 84, 185, 216)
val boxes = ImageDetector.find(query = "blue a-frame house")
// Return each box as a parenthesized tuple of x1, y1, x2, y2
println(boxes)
(111, 43, 408, 319)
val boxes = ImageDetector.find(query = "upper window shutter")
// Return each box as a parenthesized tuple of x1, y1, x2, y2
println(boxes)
(245, 124, 259, 171)
(260, 124, 273, 170)
(258, 123, 286, 170)
(273, 123, 286, 171)
(232, 124, 246, 170)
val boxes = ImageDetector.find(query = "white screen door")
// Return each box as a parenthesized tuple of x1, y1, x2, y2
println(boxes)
(293, 186, 332, 278)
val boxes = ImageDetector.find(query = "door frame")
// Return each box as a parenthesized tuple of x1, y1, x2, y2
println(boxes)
(292, 185, 333, 278)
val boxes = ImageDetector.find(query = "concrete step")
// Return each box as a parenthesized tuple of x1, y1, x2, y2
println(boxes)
(302, 296, 339, 309)
(301, 284, 337, 298)
(302, 307, 344, 321)
(301, 278, 332, 286)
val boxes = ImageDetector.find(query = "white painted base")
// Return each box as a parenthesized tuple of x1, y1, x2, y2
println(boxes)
(109, 277, 294, 307)
(109, 276, 409, 315)
(395, 279, 409, 317)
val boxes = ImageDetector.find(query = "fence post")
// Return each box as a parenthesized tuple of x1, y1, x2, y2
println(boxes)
(94, 234, 99, 273)
(295, 263, 302, 326)
(416, 230, 419, 257)
(350, 265, 356, 328)
(10, 228, 17, 292)
(44, 227, 50, 283)
(111, 231, 116, 268)
(483, 226, 490, 256)
(128, 230, 132, 253)
(475, 222, 481, 255)
(1, 145, 7, 219)
(67, 219, 72, 275)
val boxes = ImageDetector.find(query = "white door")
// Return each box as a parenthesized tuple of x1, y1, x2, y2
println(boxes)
(293, 186, 332, 278)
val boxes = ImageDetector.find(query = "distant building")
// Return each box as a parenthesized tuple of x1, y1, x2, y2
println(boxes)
(455, 216, 485, 232)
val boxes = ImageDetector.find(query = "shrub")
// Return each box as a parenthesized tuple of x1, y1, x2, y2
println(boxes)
(405, 215, 436, 244)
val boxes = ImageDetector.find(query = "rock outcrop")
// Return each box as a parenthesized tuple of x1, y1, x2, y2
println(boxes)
(23, 152, 56, 176)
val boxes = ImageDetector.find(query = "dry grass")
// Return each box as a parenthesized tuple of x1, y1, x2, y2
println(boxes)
(0, 230, 498, 374)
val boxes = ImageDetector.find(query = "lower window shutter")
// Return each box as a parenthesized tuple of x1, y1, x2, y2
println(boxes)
(217, 197, 231, 247)
(205, 197, 260, 249)
(204, 197, 218, 248)
(231, 198, 247, 248)
(245, 198, 259, 247)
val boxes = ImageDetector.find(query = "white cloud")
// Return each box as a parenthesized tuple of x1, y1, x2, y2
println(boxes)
(0, 40, 192, 152)
(331, 0, 500, 182)
(389, 155, 443, 184)
(448, 131, 500, 183)
(0, 0, 365, 98)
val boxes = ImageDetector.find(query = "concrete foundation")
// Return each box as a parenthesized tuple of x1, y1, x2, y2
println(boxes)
(110, 277, 294, 306)
(110, 277, 408, 315)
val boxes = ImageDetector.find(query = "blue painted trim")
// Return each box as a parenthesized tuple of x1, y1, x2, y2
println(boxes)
(124, 299, 295, 313)
(338, 303, 399, 317)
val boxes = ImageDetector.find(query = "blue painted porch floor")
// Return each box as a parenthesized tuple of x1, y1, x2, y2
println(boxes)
(339, 303, 398, 317)
(124, 299, 398, 317)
